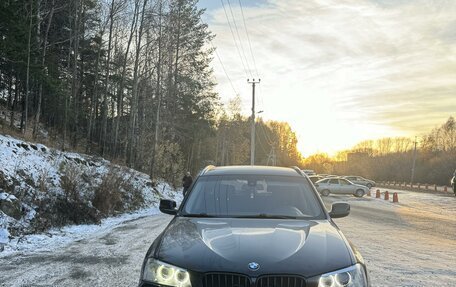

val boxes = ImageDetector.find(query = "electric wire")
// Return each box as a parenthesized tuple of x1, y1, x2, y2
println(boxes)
(238, 0, 259, 78)
(199, 15, 239, 97)
(214, 45, 239, 97)
(226, 0, 253, 78)
(220, 0, 250, 78)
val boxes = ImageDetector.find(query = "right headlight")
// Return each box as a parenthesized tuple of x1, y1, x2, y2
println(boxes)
(318, 264, 368, 287)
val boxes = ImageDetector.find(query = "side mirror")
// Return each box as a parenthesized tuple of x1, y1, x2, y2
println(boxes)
(329, 202, 350, 218)
(160, 199, 177, 215)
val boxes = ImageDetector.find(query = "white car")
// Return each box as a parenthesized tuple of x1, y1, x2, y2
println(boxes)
(315, 177, 369, 197)
(343, 175, 376, 189)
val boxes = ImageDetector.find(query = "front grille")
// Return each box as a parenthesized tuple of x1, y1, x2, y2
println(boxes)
(203, 273, 251, 287)
(256, 275, 306, 287)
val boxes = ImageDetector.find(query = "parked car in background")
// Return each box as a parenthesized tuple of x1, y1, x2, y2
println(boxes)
(343, 176, 376, 189)
(308, 175, 325, 184)
(302, 169, 316, 176)
(315, 177, 369, 197)
(319, 174, 338, 178)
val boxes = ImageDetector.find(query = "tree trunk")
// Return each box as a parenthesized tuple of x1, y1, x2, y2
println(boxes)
(100, 0, 116, 156)
(150, 0, 164, 179)
(23, 0, 34, 134)
(34, 0, 55, 138)
(86, 23, 106, 153)
(63, 0, 76, 151)
(172, 0, 182, 118)
(127, 0, 148, 167)
(113, 0, 139, 158)
(11, 77, 19, 128)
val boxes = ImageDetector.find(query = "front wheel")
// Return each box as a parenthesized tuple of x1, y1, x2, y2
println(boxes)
(355, 189, 365, 197)
(321, 189, 330, 197)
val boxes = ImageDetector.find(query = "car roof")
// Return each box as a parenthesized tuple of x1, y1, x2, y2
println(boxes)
(200, 165, 303, 177)
(317, 177, 347, 181)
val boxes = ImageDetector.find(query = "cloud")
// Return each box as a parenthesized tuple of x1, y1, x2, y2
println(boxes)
(204, 0, 456, 155)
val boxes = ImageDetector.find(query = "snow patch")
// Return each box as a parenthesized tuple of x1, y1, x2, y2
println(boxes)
(0, 227, 9, 244)
(0, 134, 181, 255)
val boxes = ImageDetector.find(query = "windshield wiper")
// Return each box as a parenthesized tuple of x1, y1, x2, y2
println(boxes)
(181, 213, 218, 218)
(233, 214, 298, 219)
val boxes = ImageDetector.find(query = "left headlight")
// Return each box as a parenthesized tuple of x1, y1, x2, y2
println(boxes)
(143, 258, 192, 287)
(318, 264, 368, 287)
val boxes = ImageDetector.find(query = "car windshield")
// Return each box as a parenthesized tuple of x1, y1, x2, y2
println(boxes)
(181, 175, 325, 219)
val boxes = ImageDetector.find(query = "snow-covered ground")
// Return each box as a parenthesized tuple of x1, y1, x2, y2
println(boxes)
(0, 183, 182, 256)
(0, 214, 173, 286)
(0, 133, 182, 254)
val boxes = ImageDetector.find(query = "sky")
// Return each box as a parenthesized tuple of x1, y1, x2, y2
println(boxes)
(197, 0, 456, 157)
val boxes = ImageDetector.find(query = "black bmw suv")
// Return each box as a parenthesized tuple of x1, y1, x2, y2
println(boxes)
(139, 166, 370, 287)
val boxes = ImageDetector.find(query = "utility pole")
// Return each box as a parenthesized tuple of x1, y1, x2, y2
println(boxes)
(410, 136, 417, 185)
(267, 144, 277, 166)
(248, 79, 260, 165)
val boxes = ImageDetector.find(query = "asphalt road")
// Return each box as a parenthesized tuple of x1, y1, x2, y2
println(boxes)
(0, 215, 172, 286)
(1, 188, 455, 287)
(324, 188, 456, 286)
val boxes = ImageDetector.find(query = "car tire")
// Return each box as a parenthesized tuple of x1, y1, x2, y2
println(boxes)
(366, 183, 372, 189)
(355, 189, 365, 197)
(321, 189, 330, 196)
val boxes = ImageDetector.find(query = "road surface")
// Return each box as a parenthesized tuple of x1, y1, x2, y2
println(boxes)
(1, 188, 455, 286)
(323, 188, 455, 286)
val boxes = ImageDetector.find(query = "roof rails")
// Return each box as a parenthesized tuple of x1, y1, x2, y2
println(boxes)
(290, 166, 304, 176)
(199, 165, 216, 176)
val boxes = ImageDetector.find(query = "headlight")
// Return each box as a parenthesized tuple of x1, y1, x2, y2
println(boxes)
(318, 264, 367, 287)
(143, 258, 192, 287)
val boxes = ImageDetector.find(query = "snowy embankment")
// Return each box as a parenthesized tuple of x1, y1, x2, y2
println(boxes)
(0, 134, 182, 254)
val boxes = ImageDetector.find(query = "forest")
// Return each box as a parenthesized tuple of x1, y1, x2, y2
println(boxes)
(0, 0, 303, 184)
(303, 116, 456, 186)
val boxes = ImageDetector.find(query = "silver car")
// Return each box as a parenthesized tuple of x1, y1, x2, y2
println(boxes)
(315, 177, 369, 197)
(343, 176, 376, 189)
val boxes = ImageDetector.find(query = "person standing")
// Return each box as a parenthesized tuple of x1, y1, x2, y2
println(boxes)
(452, 169, 456, 196)
(182, 172, 193, 196)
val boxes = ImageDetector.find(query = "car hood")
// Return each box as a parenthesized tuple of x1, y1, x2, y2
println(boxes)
(156, 217, 354, 277)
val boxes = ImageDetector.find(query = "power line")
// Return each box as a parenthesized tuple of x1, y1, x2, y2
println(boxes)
(214, 45, 239, 96)
(238, 0, 259, 77)
(255, 85, 275, 146)
(199, 16, 239, 96)
(220, 0, 249, 78)
(226, 0, 253, 78)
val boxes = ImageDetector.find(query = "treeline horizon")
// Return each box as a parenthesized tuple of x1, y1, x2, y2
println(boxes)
(303, 116, 456, 186)
(0, 0, 303, 185)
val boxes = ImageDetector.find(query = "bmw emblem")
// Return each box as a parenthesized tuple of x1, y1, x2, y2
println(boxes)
(248, 262, 260, 271)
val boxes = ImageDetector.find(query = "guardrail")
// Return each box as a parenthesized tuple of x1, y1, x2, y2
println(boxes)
(378, 181, 454, 193)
